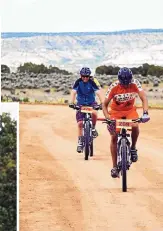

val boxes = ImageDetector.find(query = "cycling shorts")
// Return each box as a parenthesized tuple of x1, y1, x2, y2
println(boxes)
(107, 107, 139, 133)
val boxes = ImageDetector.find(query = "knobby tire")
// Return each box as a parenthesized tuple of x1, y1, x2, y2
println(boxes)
(121, 138, 127, 192)
(84, 121, 90, 160)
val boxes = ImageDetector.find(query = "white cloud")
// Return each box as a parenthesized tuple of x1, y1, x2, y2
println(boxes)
(1, 0, 163, 32)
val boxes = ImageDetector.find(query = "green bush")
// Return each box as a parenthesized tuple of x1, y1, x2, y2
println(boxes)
(17, 62, 72, 75)
(96, 63, 163, 77)
(23, 97, 29, 102)
(1, 64, 10, 74)
(0, 113, 17, 231)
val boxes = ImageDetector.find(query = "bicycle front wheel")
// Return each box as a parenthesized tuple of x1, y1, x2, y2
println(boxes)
(84, 121, 90, 160)
(121, 138, 127, 192)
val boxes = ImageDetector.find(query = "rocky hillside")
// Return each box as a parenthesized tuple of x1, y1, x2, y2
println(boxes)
(2, 30, 163, 73)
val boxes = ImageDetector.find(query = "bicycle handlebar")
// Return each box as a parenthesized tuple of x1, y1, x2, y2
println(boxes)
(101, 118, 142, 125)
(69, 104, 102, 111)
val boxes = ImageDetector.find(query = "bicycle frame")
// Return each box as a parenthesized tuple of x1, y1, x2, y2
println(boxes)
(116, 119, 132, 171)
(81, 106, 94, 159)
(71, 104, 101, 160)
(81, 106, 93, 138)
(99, 117, 141, 192)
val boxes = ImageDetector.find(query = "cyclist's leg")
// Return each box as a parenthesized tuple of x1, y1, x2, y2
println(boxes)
(110, 133, 118, 167)
(131, 126, 139, 150)
(108, 132, 119, 178)
(107, 110, 121, 177)
(76, 111, 84, 152)
(91, 110, 98, 127)
(126, 107, 139, 162)
(77, 120, 83, 136)
(91, 102, 98, 138)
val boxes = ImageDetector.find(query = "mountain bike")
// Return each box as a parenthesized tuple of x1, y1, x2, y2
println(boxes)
(100, 117, 142, 192)
(70, 104, 102, 160)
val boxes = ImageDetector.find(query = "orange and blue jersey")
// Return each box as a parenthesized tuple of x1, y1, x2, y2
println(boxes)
(105, 78, 143, 111)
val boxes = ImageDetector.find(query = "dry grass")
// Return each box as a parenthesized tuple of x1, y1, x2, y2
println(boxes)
(2, 85, 163, 108)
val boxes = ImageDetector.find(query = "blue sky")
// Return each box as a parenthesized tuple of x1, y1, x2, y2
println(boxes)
(1, 103, 19, 120)
(1, 0, 163, 32)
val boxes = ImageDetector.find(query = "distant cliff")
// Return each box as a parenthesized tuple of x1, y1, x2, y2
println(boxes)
(2, 30, 163, 72)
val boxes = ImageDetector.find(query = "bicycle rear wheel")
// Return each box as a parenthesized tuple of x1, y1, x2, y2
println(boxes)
(84, 121, 90, 160)
(121, 139, 127, 192)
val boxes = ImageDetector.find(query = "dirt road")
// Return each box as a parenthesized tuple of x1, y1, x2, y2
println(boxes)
(20, 105, 163, 231)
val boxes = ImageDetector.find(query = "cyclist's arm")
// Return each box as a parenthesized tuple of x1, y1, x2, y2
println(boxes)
(134, 78, 149, 113)
(91, 80, 103, 103)
(102, 84, 115, 119)
(71, 79, 79, 104)
(138, 90, 149, 113)
(70, 89, 77, 104)
(102, 97, 112, 119)
(95, 89, 103, 103)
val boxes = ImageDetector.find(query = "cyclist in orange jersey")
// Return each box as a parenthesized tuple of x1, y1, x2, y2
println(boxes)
(102, 67, 150, 178)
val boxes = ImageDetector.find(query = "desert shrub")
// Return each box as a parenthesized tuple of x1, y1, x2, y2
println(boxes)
(0, 113, 17, 231)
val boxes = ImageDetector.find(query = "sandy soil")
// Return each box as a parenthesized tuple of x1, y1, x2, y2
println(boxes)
(20, 105, 163, 231)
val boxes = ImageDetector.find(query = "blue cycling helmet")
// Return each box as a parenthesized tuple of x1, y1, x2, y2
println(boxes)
(80, 67, 91, 76)
(118, 67, 133, 85)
